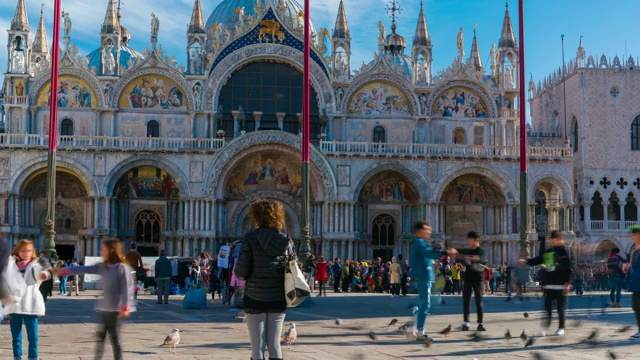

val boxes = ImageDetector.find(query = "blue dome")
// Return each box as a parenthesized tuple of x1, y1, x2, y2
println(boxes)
(87, 44, 142, 74)
(387, 54, 412, 77)
(205, 0, 315, 36)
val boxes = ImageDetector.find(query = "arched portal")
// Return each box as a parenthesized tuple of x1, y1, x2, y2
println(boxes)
(441, 174, 506, 243)
(595, 239, 618, 259)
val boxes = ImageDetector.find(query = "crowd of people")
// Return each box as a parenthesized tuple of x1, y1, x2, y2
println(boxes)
(1, 202, 640, 359)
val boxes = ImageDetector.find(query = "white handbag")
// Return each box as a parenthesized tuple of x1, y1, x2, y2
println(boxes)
(284, 248, 311, 307)
(1, 256, 27, 304)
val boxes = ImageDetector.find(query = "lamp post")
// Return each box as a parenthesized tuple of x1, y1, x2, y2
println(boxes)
(518, 0, 529, 258)
(43, 0, 62, 260)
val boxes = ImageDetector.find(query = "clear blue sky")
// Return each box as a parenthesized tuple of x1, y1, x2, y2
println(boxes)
(2, 0, 639, 90)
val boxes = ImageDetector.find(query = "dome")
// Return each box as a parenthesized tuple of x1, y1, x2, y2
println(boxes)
(205, 0, 315, 36)
(384, 33, 406, 54)
(86, 44, 143, 74)
(386, 54, 412, 79)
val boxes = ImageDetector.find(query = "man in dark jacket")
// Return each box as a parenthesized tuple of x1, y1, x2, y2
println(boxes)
(626, 227, 640, 339)
(332, 258, 342, 293)
(520, 230, 572, 336)
(155, 249, 173, 304)
(455, 231, 488, 331)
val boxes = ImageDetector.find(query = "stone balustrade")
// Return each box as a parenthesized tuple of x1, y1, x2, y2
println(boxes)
(3, 96, 28, 105)
(0, 133, 226, 152)
(319, 140, 573, 160)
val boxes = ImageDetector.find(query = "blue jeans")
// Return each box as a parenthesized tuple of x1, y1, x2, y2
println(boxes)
(245, 312, 286, 360)
(490, 278, 497, 293)
(59, 277, 67, 293)
(609, 277, 624, 303)
(10, 314, 38, 360)
(415, 281, 432, 331)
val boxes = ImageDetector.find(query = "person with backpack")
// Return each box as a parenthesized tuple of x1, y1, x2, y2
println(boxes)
(519, 230, 572, 337)
(607, 247, 625, 308)
(52, 239, 135, 360)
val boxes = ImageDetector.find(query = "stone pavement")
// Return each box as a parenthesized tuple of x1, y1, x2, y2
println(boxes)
(1, 290, 639, 359)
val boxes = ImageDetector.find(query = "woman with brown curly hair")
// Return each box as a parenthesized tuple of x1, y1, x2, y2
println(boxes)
(235, 199, 293, 360)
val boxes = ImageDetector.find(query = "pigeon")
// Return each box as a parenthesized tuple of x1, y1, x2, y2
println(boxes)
(281, 323, 297, 349)
(504, 329, 512, 341)
(571, 320, 583, 328)
(524, 336, 535, 348)
(531, 352, 548, 360)
(520, 330, 527, 341)
(161, 328, 181, 354)
(439, 325, 452, 336)
(615, 325, 631, 333)
(581, 329, 598, 344)
(335, 318, 343, 326)
(469, 332, 485, 342)
(397, 322, 414, 332)
(423, 336, 434, 348)
(387, 319, 398, 327)
(368, 331, 377, 340)
(608, 350, 618, 359)
(524, 312, 530, 319)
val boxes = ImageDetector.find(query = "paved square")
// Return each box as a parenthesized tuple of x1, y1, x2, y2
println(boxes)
(1, 291, 638, 359)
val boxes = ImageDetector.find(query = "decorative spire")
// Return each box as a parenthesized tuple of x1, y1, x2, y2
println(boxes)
(469, 26, 482, 71)
(11, 0, 30, 32)
(385, 0, 402, 35)
(413, 1, 430, 47)
(498, 1, 517, 49)
(188, 0, 205, 34)
(33, 4, 49, 54)
(102, 0, 120, 34)
(333, 0, 350, 39)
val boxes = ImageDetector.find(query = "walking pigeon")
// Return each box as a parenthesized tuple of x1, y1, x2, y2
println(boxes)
(368, 331, 377, 340)
(439, 325, 452, 336)
(524, 336, 535, 348)
(161, 328, 181, 354)
(387, 319, 398, 327)
(504, 329, 512, 341)
(281, 323, 297, 349)
(520, 330, 527, 341)
(608, 350, 618, 359)
(615, 325, 631, 333)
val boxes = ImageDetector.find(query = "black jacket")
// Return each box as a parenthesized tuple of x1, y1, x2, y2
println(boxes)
(526, 245, 572, 286)
(235, 227, 292, 304)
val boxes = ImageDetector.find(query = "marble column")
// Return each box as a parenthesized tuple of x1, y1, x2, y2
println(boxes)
(332, 241, 338, 260)
(232, 111, 239, 137)
(348, 240, 354, 260)
(341, 240, 347, 260)
(276, 112, 286, 131)
(253, 111, 263, 131)
(585, 203, 592, 230)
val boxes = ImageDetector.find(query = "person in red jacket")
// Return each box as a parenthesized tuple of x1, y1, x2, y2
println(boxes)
(316, 256, 328, 297)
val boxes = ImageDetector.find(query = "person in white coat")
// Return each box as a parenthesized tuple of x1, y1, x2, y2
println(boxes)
(4, 239, 50, 360)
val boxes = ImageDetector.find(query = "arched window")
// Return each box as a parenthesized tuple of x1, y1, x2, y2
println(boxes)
(147, 120, 160, 138)
(373, 126, 386, 143)
(372, 214, 395, 247)
(632, 116, 640, 150)
(591, 191, 604, 221)
(625, 193, 638, 222)
(61, 119, 74, 136)
(135, 211, 161, 244)
(571, 117, 578, 152)
(218, 62, 321, 137)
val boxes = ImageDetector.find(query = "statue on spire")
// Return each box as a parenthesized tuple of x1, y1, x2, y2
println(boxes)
(457, 28, 464, 61)
(150, 12, 160, 50)
(62, 10, 72, 49)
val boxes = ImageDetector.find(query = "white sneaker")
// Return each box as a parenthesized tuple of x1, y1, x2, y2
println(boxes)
(631, 332, 640, 339)
(540, 328, 549, 337)
(554, 329, 565, 336)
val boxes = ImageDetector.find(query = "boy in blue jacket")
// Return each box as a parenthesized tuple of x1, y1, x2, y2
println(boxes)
(626, 228, 640, 339)
(409, 221, 457, 340)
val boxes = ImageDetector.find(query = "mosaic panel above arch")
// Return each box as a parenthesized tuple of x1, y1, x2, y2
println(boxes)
(358, 171, 419, 203)
(21, 170, 88, 198)
(36, 75, 97, 108)
(118, 75, 188, 111)
(432, 86, 489, 119)
(347, 81, 413, 117)
(441, 174, 505, 205)
(113, 166, 180, 199)
(225, 152, 314, 200)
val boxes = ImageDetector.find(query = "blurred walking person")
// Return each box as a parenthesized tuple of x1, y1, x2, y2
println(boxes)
(53, 239, 135, 360)
(4, 240, 51, 360)
(332, 258, 342, 293)
(389, 257, 402, 296)
(235, 199, 292, 360)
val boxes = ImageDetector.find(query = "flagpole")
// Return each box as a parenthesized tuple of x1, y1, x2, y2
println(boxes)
(518, 0, 529, 258)
(299, 0, 311, 262)
(44, 0, 62, 260)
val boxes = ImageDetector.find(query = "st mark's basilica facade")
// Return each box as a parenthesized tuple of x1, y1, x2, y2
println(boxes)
(0, 0, 574, 263)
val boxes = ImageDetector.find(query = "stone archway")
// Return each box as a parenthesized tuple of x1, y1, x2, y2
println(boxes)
(595, 239, 620, 259)
(233, 193, 301, 239)
(440, 174, 507, 242)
